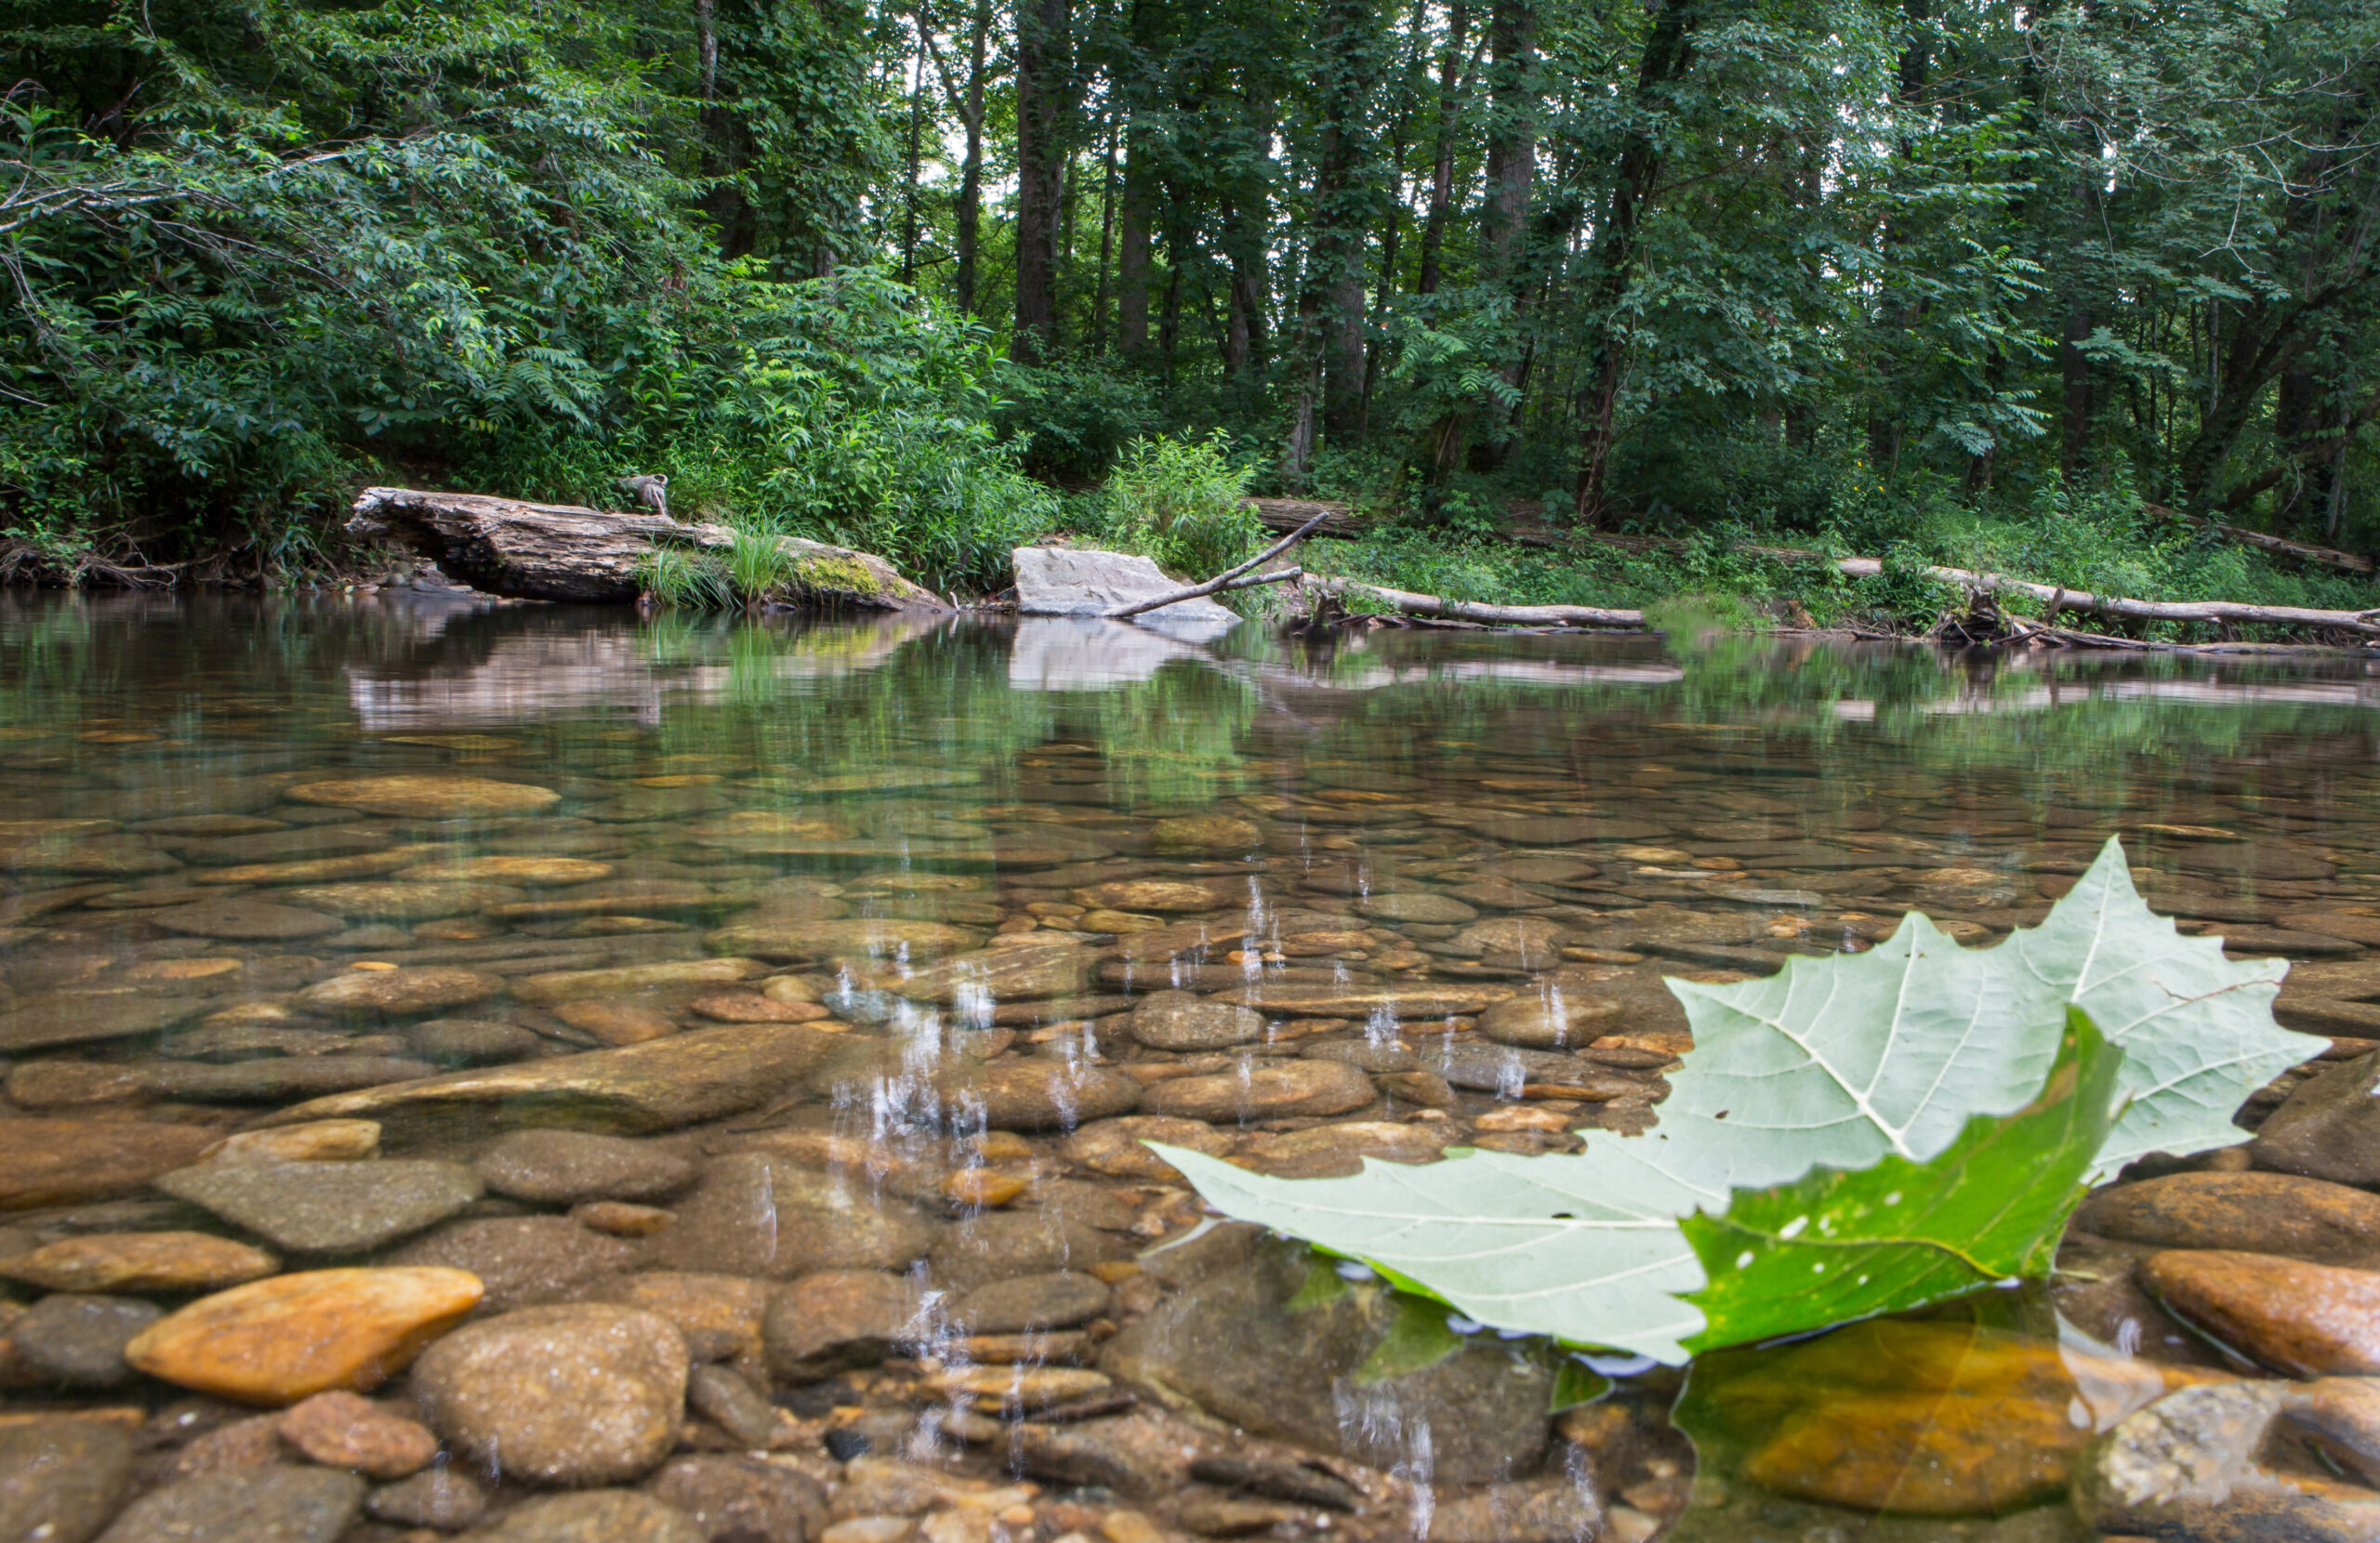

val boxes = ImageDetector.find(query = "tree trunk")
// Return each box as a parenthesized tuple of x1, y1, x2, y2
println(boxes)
(955, 0, 989, 315)
(1573, 0, 1697, 526)
(899, 18, 927, 284)
(1012, 0, 1072, 363)
(1416, 0, 1469, 296)
(1092, 121, 1118, 351)
(1117, 152, 1154, 358)
(1312, 0, 1382, 443)
(1479, 0, 1535, 284)
(2059, 297, 2095, 486)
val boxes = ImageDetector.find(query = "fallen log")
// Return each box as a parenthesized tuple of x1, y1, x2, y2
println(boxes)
(1247, 498, 1369, 538)
(2145, 504, 2373, 575)
(1307, 575, 1646, 629)
(348, 488, 946, 609)
(1832, 557, 2380, 637)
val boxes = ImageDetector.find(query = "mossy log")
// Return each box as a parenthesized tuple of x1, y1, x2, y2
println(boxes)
(348, 487, 947, 609)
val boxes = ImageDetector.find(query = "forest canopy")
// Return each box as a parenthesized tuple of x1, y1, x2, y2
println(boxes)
(2, 0, 2374, 594)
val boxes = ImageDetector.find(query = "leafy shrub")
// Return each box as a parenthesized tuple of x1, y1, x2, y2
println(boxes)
(1098, 432, 1263, 578)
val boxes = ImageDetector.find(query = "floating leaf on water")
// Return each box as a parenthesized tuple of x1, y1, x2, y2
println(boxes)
(1160, 837, 2311, 1362)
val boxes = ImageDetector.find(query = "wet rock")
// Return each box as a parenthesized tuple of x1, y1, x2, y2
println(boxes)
(2072, 1171, 2380, 1267)
(9, 1294, 161, 1387)
(475, 1130, 699, 1204)
(1234, 1120, 1453, 1178)
(296, 967, 503, 1019)
(2285, 1376, 2380, 1482)
(2052, 1233, 2226, 1367)
(945, 1272, 1110, 1333)
(1, 835, 178, 877)
(150, 898, 345, 941)
(0, 1231, 278, 1293)
(257, 1022, 837, 1137)
(1063, 1116, 1236, 1182)
(1426, 1042, 1647, 1101)
(0, 1418, 136, 1543)
(2142, 1248, 2380, 1375)
(922, 1364, 1110, 1411)
(1141, 1059, 1376, 1123)
(553, 998, 682, 1045)
(688, 991, 828, 1023)
(892, 942, 1093, 1004)
(965, 1060, 1142, 1131)
(763, 1270, 922, 1381)
(204, 1119, 382, 1165)
(703, 917, 985, 964)
(166, 1412, 286, 1479)
(160, 1158, 483, 1254)
(399, 855, 611, 885)
(512, 958, 764, 1004)
(642, 1454, 829, 1540)
(368, 1467, 489, 1529)
(1449, 917, 1571, 967)
(1477, 988, 1626, 1049)
(285, 774, 560, 818)
(2070, 1379, 2380, 1541)
(2250, 1048, 2380, 1186)
(414, 1304, 688, 1486)
(1426, 1479, 1601, 1543)
(686, 1364, 779, 1446)
(1150, 815, 1263, 855)
(464, 1491, 705, 1543)
(661, 1155, 940, 1278)
(1128, 992, 1266, 1051)
(285, 882, 527, 921)
(597, 1273, 770, 1370)
(277, 1390, 439, 1478)
(1103, 1227, 1554, 1485)
(152, 1055, 442, 1102)
(379, 1217, 639, 1312)
(174, 825, 381, 865)
(1354, 891, 1478, 925)
(409, 1018, 542, 1064)
(124, 1266, 483, 1404)
(0, 993, 212, 1054)
(930, 1212, 1125, 1293)
(1228, 983, 1512, 1020)
(93, 1466, 365, 1543)
(1072, 879, 1240, 915)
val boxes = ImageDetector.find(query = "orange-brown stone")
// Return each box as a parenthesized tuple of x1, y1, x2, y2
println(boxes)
(124, 1267, 483, 1405)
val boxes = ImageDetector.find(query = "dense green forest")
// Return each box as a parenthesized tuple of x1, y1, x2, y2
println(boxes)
(2, 0, 2374, 608)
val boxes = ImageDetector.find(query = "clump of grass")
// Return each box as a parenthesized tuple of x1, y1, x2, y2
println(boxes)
(725, 525, 796, 605)
(1099, 432, 1263, 578)
(635, 544, 735, 609)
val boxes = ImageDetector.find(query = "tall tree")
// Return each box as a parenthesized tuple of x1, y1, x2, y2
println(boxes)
(1013, 0, 1078, 361)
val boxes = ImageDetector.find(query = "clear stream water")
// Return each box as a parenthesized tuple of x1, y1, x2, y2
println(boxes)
(2, 593, 2375, 1542)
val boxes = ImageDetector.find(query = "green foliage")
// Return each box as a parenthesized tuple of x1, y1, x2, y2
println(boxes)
(1097, 433, 1263, 577)
(1157, 838, 2308, 1362)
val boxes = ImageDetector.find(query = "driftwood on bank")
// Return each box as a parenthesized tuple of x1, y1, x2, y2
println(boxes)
(348, 488, 946, 609)
(1307, 576, 1648, 629)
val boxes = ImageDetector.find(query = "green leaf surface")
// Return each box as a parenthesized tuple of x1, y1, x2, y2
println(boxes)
(1680, 1007, 2122, 1352)
(1159, 837, 2307, 1364)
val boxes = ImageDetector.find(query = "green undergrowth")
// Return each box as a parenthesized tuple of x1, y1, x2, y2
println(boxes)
(1157, 838, 2310, 1362)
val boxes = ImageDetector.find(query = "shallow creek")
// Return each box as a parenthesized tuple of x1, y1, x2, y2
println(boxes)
(4, 594, 2380, 1543)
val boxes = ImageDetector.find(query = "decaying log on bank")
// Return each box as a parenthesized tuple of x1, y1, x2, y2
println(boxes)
(348, 488, 947, 609)
(1306, 575, 1647, 628)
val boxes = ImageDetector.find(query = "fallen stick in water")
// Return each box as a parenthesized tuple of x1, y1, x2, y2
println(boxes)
(1832, 557, 2380, 637)
(1104, 509, 1334, 619)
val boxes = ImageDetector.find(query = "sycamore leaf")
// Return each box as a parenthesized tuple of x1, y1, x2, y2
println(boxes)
(1156, 1138, 1713, 1362)
(1159, 837, 2303, 1364)
(2002, 837, 2300, 1179)
(1680, 1007, 2122, 1352)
